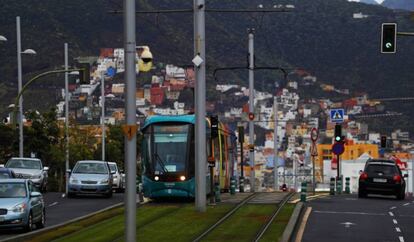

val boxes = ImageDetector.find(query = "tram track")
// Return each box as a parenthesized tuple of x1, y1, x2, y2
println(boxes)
(192, 192, 294, 242)
(253, 192, 295, 242)
(192, 193, 258, 242)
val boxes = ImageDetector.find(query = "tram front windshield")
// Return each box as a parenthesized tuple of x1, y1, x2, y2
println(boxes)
(145, 124, 190, 175)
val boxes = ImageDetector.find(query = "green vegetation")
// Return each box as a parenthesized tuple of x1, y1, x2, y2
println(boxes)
(203, 204, 275, 242)
(26, 206, 125, 242)
(29, 204, 233, 242)
(259, 204, 296, 242)
(0, 109, 141, 192)
(54, 204, 182, 242)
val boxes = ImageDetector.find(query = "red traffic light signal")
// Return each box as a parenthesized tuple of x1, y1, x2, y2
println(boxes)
(248, 112, 255, 121)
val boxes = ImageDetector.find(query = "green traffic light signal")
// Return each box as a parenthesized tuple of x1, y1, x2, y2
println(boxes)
(381, 23, 397, 53)
(335, 136, 341, 142)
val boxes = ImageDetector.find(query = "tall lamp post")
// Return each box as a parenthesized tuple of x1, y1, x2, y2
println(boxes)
(16, 16, 36, 157)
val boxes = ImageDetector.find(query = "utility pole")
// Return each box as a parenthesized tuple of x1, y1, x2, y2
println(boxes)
(101, 71, 105, 161)
(194, 0, 206, 212)
(124, 0, 137, 240)
(16, 17, 23, 158)
(248, 28, 255, 192)
(273, 96, 278, 191)
(64, 43, 69, 195)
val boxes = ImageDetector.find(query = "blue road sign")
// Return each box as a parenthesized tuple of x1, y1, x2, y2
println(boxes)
(332, 142, 345, 155)
(330, 109, 345, 123)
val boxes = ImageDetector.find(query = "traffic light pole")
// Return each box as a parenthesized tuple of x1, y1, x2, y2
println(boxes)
(248, 28, 255, 192)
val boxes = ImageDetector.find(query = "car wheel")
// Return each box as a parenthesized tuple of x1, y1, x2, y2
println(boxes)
(36, 209, 45, 229)
(397, 190, 405, 200)
(358, 189, 366, 198)
(25, 212, 33, 232)
(105, 191, 113, 198)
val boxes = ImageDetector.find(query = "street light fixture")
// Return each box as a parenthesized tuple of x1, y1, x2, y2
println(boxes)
(0, 35, 7, 41)
(17, 16, 37, 158)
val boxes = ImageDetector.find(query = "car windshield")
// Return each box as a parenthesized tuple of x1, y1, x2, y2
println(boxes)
(0, 183, 26, 198)
(366, 164, 397, 176)
(109, 164, 117, 173)
(6, 159, 41, 170)
(73, 162, 109, 174)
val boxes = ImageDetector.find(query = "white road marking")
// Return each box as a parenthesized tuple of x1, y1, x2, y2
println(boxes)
(345, 198, 357, 201)
(399, 236, 405, 242)
(313, 210, 386, 216)
(393, 219, 398, 224)
(47, 202, 58, 208)
(389, 212, 394, 217)
(403, 203, 410, 206)
(341, 222, 356, 228)
(390, 206, 397, 210)
(396, 227, 401, 232)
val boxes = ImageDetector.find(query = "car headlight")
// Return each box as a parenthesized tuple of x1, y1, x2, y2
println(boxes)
(69, 177, 79, 184)
(11, 203, 27, 213)
(100, 179, 109, 184)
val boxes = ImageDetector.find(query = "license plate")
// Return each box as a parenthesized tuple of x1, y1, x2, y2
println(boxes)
(373, 178, 387, 183)
(0, 216, 4, 222)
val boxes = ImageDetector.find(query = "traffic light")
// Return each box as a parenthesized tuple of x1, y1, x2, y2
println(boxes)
(334, 124, 342, 142)
(238, 126, 244, 143)
(210, 115, 218, 139)
(77, 63, 90, 84)
(381, 23, 397, 53)
(381, 136, 387, 148)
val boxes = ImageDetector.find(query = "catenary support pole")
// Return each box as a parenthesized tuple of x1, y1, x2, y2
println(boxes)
(64, 43, 69, 195)
(194, 0, 207, 212)
(17, 16, 23, 158)
(248, 29, 255, 192)
(101, 71, 105, 161)
(273, 96, 278, 191)
(124, 0, 137, 241)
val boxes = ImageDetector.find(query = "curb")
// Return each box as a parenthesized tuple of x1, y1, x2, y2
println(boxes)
(1, 199, 142, 242)
(280, 202, 304, 242)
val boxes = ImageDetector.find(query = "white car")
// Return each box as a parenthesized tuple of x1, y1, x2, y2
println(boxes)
(108, 162, 124, 192)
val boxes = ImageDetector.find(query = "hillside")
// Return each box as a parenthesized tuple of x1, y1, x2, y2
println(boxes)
(0, 0, 413, 125)
(382, 0, 414, 10)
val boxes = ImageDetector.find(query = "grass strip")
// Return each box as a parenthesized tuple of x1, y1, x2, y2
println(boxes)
(54, 204, 181, 242)
(24, 206, 125, 242)
(202, 205, 276, 242)
(259, 204, 296, 242)
(134, 204, 234, 242)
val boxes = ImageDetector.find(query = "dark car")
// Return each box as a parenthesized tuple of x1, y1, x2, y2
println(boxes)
(0, 168, 16, 179)
(359, 159, 407, 200)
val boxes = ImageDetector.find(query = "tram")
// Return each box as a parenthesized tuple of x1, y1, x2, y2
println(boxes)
(141, 115, 237, 199)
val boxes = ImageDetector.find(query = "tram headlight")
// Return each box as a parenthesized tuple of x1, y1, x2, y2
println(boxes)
(154, 176, 159, 181)
(180, 176, 186, 181)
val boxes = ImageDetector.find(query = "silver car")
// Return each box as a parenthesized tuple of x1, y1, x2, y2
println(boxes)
(108, 162, 124, 193)
(0, 179, 45, 231)
(68, 160, 114, 198)
(4, 158, 49, 192)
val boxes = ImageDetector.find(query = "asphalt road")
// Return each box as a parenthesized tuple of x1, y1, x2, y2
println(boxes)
(0, 192, 124, 240)
(301, 194, 414, 242)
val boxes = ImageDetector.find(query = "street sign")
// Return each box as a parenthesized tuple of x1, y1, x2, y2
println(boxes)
(310, 128, 319, 142)
(330, 109, 345, 123)
(248, 112, 255, 121)
(122, 124, 138, 140)
(332, 142, 345, 155)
